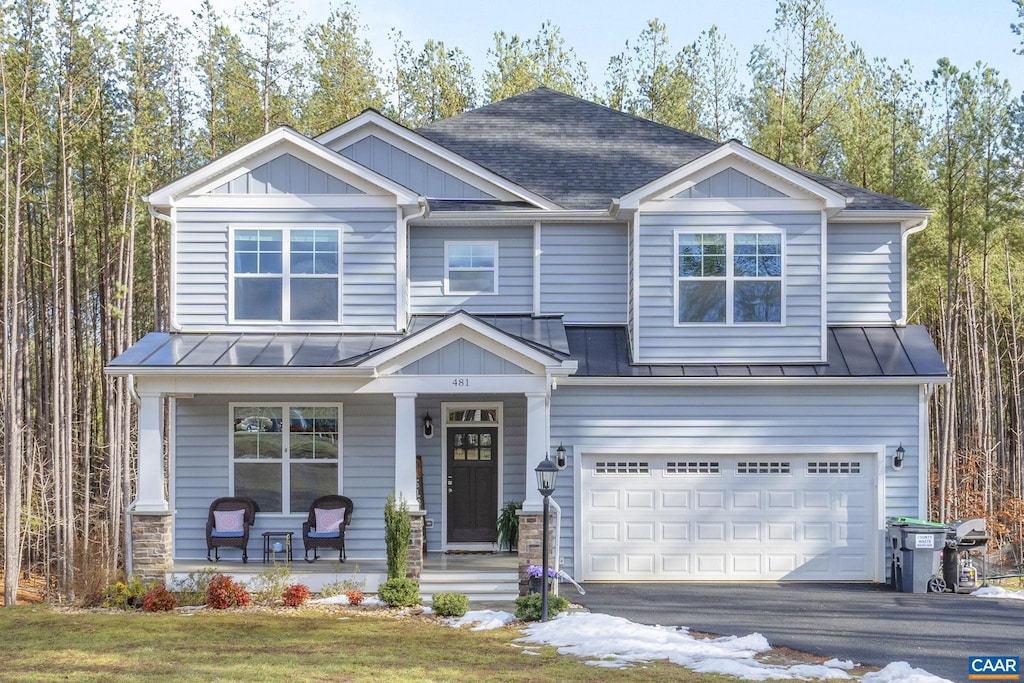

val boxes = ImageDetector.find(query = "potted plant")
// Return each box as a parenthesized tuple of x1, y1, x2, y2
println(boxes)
(495, 501, 521, 552)
(526, 564, 559, 593)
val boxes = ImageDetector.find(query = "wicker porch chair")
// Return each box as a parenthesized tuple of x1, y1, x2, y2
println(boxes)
(302, 495, 353, 562)
(206, 496, 257, 563)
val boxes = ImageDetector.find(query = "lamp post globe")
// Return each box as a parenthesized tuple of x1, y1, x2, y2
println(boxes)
(534, 455, 559, 622)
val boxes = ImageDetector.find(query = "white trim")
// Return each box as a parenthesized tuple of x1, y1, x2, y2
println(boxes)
(559, 375, 948, 387)
(168, 396, 178, 546)
(831, 210, 932, 223)
(175, 195, 398, 210)
(898, 219, 929, 326)
(630, 210, 641, 361)
(672, 227, 786, 327)
(228, 225, 343, 325)
(532, 221, 542, 316)
(440, 401, 504, 551)
(146, 127, 418, 207)
(420, 210, 612, 224)
(443, 241, 499, 296)
(227, 401, 344, 516)
(918, 384, 933, 516)
(314, 111, 561, 210)
(617, 141, 848, 212)
(642, 198, 825, 213)
(169, 204, 180, 331)
(820, 209, 828, 361)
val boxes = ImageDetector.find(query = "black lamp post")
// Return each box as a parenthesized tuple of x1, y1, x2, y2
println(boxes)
(535, 455, 559, 622)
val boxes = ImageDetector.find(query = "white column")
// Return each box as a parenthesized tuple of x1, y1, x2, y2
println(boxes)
(135, 392, 168, 511)
(523, 391, 549, 511)
(394, 392, 420, 511)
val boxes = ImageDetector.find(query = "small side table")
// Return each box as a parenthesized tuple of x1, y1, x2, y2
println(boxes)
(262, 531, 294, 563)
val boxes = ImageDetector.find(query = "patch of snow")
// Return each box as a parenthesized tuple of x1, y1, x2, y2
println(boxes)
(972, 586, 1024, 600)
(824, 659, 856, 670)
(861, 662, 953, 683)
(449, 609, 518, 631)
(309, 594, 385, 606)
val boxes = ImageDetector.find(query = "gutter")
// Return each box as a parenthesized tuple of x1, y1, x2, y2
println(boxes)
(558, 375, 950, 387)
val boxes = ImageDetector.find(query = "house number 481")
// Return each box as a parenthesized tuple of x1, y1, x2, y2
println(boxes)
(451, 378, 470, 387)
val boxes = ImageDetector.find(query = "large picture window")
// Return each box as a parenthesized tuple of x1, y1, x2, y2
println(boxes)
(676, 231, 783, 324)
(231, 404, 341, 514)
(445, 242, 497, 294)
(233, 228, 340, 322)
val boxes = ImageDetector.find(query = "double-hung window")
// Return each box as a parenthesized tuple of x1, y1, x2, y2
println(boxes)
(231, 404, 341, 514)
(445, 242, 497, 294)
(233, 228, 340, 322)
(676, 230, 783, 324)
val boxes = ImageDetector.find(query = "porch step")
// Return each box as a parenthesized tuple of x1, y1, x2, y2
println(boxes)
(419, 570, 520, 603)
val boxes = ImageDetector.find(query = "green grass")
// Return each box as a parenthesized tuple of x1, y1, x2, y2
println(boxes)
(0, 606, 746, 682)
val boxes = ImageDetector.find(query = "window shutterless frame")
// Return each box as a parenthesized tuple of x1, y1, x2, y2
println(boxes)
(673, 227, 785, 326)
(228, 226, 342, 324)
(444, 241, 499, 295)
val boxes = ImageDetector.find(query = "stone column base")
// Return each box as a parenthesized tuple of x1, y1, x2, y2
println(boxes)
(516, 509, 554, 596)
(406, 511, 426, 579)
(130, 510, 174, 586)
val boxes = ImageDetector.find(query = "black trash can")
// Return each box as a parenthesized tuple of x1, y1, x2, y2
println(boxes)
(886, 517, 948, 593)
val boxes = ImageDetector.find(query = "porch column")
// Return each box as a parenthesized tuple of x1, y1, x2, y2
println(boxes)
(394, 392, 421, 510)
(523, 391, 548, 511)
(135, 392, 167, 511)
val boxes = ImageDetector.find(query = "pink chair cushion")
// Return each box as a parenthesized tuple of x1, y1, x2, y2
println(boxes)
(314, 507, 346, 535)
(214, 509, 245, 533)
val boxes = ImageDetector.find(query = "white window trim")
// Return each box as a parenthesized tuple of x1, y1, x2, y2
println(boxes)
(673, 227, 786, 327)
(228, 402, 344, 517)
(439, 401, 503, 551)
(228, 226, 343, 324)
(443, 240, 499, 296)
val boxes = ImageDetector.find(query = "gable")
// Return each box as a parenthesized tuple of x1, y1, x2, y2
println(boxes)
(209, 153, 364, 195)
(673, 167, 786, 199)
(396, 339, 529, 375)
(340, 136, 493, 200)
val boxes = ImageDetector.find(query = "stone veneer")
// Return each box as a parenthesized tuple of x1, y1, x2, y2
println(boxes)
(406, 511, 425, 579)
(516, 509, 554, 596)
(131, 511, 173, 585)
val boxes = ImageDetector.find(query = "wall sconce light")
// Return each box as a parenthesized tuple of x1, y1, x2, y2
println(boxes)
(554, 442, 567, 470)
(423, 413, 434, 439)
(893, 442, 905, 471)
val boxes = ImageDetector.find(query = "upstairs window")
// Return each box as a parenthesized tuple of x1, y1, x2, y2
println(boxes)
(233, 228, 340, 322)
(445, 242, 497, 294)
(676, 231, 782, 324)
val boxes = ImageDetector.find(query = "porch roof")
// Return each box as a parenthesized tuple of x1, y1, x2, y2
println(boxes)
(566, 325, 949, 379)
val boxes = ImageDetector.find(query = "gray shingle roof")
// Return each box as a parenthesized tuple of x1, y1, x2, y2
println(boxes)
(417, 88, 926, 213)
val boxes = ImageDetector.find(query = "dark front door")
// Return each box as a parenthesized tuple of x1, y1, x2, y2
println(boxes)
(447, 426, 498, 543)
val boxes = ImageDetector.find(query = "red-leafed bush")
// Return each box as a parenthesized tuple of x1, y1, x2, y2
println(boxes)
(205, 574, 251, 609)
(281, 583, 311, 607)
(345, 588, 364, 606)
(142, 584, 178, 612)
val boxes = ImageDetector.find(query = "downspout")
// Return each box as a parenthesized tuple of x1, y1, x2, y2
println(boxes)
(898, 218, 928, 326)
(124, 374, 142, 577)
(398, 199, 428, 332)
(146, 201, 179, 331)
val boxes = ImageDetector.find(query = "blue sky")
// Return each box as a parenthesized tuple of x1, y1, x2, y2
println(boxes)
(161, 0, 1023, 93)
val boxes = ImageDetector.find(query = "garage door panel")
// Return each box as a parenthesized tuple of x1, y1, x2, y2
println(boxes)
(582, 454, 877, 581)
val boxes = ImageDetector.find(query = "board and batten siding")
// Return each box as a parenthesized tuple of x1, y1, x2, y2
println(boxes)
(827, 222, 902, 324)
(173, 394, 397, 561)
(539, 222, 628, 323)
(210, 154, 364, 195)
(174, 207, 398, 331)
(548, 383, 923, 578)
(409, 225, 533, 314)
(637, 211, 823, 363)
(397, 339, 529, 375)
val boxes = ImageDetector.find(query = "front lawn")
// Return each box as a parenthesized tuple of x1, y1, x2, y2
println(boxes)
(0, 606, 743, 682)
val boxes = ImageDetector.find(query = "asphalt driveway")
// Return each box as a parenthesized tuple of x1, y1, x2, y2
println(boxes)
(575, 582, 1024, 681)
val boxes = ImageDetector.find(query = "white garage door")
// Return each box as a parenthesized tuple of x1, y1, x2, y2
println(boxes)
(580, 454, 877, 581)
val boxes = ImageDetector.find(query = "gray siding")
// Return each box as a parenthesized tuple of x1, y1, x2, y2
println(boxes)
(173, 394, 397, 561)
(175, 208, 397, 330)
(409, 225, 533, 314)
(674, 168, 786, 199)
(211, 154, 363, 195)
(638, 211, 823, 362)
(827, 222, 902, 324)
(549, 383, 923, 577)
(540, 223, 628, 323)
(340, 135, 492, 199)
(398, 339, 529, 375)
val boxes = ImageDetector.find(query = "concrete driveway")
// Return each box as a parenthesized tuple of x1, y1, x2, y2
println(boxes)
(575, 582, 1024, 681)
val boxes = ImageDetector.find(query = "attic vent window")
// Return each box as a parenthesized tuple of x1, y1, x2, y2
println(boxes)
(667, 461, 720, 474)
(594, 461, 649, 475)
(737, 461, 791, 475)
(807, 461, 861, 475)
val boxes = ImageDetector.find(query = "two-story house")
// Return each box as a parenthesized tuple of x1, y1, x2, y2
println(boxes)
(107, 88, 947, 593)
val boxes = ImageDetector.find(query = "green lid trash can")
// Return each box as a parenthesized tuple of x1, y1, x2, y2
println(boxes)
(886, 518, 948, 593)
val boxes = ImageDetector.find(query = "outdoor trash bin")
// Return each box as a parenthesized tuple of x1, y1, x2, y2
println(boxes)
(886, 517, 948, 593)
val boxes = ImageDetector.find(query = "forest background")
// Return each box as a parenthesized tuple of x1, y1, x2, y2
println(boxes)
(2, 0, 1024, 604)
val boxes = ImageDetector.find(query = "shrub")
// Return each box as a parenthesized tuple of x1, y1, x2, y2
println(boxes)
(384, 493, 411, 580)
(249, 564, 292, 604)
(281, 583, 311, 607)
(142, 584, 178, 612)
(495, 501, 521, 552)
(345, 588, 364, 606)
(514, 593, 569, 621)
(377, 577, 420, 607)
(170, 568, 218, 607)
(431, 592, 469, 617)
(101, 576, 148, 610)
(319, 564, 365, 597)
(205, 574, 251, 609)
